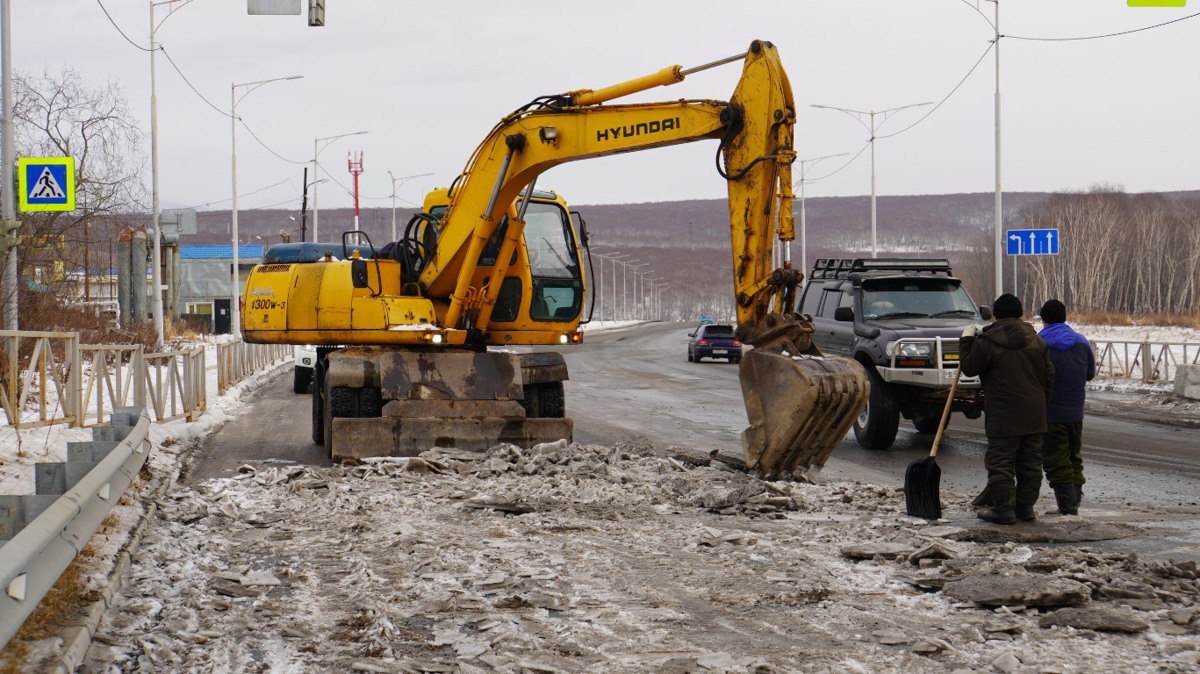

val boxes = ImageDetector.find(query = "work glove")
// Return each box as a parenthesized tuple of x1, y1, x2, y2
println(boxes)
(961, 324, 978, 338)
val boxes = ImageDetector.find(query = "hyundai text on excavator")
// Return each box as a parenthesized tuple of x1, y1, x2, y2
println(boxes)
(240, 40, 869, 480)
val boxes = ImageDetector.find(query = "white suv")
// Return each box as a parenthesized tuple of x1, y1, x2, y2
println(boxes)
(293, 344, 317, 394)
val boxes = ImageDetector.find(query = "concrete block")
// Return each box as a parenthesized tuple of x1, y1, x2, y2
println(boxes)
(0, 495, 24, 542)
(92, 425, 133, 443)
(1175, 363, 1200, 400)
(67, 441, 120, 463)
(20, 494, 61, 528)
(35, 463, 67, 496)
(65, 462, 98, 491)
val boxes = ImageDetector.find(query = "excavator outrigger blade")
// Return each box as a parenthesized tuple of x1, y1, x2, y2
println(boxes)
(737, 315, 870, 481)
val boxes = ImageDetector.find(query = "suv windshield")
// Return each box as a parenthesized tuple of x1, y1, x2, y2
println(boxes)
(861, 279, 977, 320)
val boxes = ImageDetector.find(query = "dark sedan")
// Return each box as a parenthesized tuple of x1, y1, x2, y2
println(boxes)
(687, 323, 742, 363)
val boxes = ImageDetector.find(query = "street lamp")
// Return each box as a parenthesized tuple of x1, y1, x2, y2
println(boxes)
(313, 130, 367, 243)
(388, 171, 433, 241)
(811, 101, 931, 258)
(627, 262, 648, 321)
(146, 0, 190, 345)
(794, 152, 847, 276)
(644, 276, 662, 321)
(608, 253, 631, 321)
(231, 74, 302, 337)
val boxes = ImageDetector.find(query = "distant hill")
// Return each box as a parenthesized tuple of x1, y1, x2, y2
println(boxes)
(164, 189, 1197, 320)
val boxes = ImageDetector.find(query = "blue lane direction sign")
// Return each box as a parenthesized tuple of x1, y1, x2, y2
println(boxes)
(18, 157, 76, 212)
(1006, 228, 1059, 256)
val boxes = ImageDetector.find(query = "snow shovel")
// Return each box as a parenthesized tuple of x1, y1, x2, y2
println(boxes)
(905, 368, 961, 519)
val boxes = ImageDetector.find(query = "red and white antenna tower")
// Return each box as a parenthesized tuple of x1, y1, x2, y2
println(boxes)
(347, 151, 364, 231)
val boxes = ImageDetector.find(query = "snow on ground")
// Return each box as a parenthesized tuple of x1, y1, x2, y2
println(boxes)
(77, 443, 1200, 672)
(4, 321, 1200, 672)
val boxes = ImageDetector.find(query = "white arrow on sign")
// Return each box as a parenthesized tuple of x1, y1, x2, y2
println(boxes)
(1009, 233, 1021, 254)
(1028, 231, 1035, 254)
(1046, 230, 1055, 253)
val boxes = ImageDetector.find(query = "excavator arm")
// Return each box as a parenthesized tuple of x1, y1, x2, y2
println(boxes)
(422, 41, 797, 339)
(418, 40, 867, 477)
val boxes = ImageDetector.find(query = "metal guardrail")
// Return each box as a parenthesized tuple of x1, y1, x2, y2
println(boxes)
(1092, 340, 1200, 384)
(0, 406, 151, 648)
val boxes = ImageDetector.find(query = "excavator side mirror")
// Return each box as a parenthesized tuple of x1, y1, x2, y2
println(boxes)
(571, 210, 589, 248)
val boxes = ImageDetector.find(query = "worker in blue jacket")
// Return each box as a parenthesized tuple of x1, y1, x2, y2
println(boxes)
(1038, 299, 1096, 515)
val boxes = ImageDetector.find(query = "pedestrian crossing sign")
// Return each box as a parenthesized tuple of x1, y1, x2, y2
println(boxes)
(17, 156, 76, 212)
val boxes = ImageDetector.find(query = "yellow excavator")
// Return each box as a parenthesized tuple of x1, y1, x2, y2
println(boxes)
(241, 40, 868, 480)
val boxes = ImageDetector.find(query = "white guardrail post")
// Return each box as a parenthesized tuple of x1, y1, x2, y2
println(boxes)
(0, 406, 151, 648)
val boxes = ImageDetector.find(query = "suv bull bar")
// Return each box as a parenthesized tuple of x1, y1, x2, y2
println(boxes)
(877, 336, 981, 389)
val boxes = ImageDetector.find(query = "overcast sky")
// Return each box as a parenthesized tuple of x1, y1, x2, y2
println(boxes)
(7, 1, 1199, 220)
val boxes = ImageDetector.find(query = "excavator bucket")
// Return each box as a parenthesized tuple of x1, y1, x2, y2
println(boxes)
(739, 349, 869, 481)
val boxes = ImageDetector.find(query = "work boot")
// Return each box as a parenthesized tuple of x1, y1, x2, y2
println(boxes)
(1053, 484, 1078, 516)
(1015, 504, 1037, 522)
(977, 484, 1016, 525)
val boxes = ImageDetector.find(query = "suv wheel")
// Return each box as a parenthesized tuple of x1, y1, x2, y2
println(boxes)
(853, 368, 899, 450)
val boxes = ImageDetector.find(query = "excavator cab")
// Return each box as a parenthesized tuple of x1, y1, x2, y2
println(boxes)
(415, 188, 587, 338)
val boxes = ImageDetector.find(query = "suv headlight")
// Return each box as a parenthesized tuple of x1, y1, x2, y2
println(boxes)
(886, 341, 932, 358)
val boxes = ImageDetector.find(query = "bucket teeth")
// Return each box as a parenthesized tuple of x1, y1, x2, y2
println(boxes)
(739, 350, 869, 480)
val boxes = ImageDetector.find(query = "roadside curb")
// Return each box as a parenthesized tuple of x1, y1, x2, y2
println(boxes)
(44, 361, 291, 673)
(50, 457, 177, 674)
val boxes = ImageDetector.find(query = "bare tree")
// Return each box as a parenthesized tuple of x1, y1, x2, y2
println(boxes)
(6, 67, 147, 320)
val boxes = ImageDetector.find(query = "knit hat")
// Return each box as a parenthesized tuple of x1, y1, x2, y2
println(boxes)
(1039, 299, 1067, 325)
(992, 293, 1023, 320)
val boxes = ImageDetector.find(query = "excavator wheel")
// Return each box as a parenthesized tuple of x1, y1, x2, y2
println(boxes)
(323, 386, 383, 455)
(311, 358, 326, 446)
(521, 381, 566, 419)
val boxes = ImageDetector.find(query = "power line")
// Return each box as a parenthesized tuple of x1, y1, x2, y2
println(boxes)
(239, 119, 307, 165)
(1005, 10, 1200, 42)
(878, 42, 994, 140)
(159, 45, 230, 118)
(183, 178, 291, 210)
(94, 0, 153, 51)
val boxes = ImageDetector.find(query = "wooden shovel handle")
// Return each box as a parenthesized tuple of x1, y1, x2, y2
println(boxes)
(929, 368, 962, 459)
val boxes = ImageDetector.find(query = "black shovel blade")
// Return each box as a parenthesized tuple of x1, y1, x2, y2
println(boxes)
(904, 456, 942, 520)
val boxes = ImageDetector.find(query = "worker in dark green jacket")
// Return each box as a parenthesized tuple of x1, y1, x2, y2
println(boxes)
(959, 293, 1055, 525)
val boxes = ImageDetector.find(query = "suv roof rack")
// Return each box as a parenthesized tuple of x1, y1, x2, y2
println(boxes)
(810, 257, 952, 280)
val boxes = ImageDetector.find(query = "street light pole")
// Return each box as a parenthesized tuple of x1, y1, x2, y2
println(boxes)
(812, 101, 931, 258)
(388, 171, 433, 242)
(609, 253, 630, 321)
(990, 0, 1003, 298)
(146, 0, 187, 345)
(231, 74, 302, 337)
(312, 130, 367, 243)
(627, 262, 647, 321)
(794, 152, 847, 277)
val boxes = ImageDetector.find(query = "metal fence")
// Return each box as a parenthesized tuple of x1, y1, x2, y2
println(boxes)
(1, 333, 290, 429)
(1092, 340, 1200, 385)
